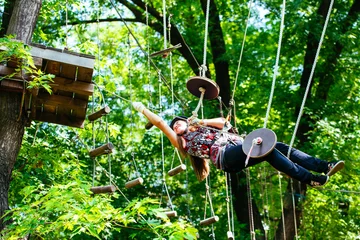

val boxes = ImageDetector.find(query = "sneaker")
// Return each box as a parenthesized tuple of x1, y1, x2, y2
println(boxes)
(327, 161, 345, 176)
(309, 175, 329, 188)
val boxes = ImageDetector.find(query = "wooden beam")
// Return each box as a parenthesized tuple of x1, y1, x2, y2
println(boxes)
(36, 93, 88, 111)
(29, 45, 95, 69)
(0, 79, 23, 92)
(77, 67, 93, 83)
(0, 65, 28, 80)
(60, 63, 76, 79)
(50, 77, 94, 96)
(34, 111, 85, 128)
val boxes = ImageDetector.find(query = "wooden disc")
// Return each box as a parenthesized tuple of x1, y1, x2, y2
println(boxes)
(186, 76, 220, 100)
(242, 128, 277, 158)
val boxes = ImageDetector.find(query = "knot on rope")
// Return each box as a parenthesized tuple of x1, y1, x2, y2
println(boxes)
(229, 99, 235, 106)
(199, 64, 208, 77)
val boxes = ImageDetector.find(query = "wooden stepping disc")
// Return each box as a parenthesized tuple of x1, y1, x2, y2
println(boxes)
(186, 76, 220, 100)
(242, 128, 277, 158)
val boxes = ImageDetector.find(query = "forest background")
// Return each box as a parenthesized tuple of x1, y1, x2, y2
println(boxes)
(0, 0, 359, 239)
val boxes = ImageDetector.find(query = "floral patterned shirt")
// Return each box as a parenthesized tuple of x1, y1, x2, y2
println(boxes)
(182, 126, 243, 169)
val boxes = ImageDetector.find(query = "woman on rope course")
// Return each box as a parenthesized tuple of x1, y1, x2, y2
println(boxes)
(132, 102, 344, 187)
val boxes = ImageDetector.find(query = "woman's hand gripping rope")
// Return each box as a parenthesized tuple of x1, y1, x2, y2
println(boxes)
(132, 102, 147, 113)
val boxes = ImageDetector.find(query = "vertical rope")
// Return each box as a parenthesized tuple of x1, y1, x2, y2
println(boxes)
(162, 0, 167, 49)
(285, 1, 334, 238)
(201, 0, 211, 77)
(263, 0, 286, 128)
(278, 172, 286, 240)
(231, 0, 254, 101)
(287, 0, 334, 155)
(145, 2, 153, 109)
(65, 0, 69, 48)
(158, 71, 174, 210)
(167, 14, 175, 116)
(225, 173, 234, 237)
(246, 168, 255, 240)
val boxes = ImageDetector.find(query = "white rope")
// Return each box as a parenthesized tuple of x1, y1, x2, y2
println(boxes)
(108, 0, 186, 108)
(162, 0, 167, 49)
(65, 0, 69, 48)
(263, 0, 286, 128)
(278, 171, 286, 240)
(246, 168, 255, 240)
(145, 2, 153, 109)
(158, 71, 174, 210)
(287, 0, 335, 155)
(231, 0, 254, 101)
(290, 179, 298, 239)
(225, 173, 234, 238)
(201, 0, 211, 77)
(168, 14, 175, 117)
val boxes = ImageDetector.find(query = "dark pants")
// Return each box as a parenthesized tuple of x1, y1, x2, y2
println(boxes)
(222, 142, 329, 184)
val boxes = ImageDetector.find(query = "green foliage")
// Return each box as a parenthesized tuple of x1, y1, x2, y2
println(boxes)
(3, 124, 197, 239)
(2, 0, 359, 239)
(0, 36, 54, 93)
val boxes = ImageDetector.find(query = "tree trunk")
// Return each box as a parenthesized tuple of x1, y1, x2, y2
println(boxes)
(0, 0, 42, 231)
(0, 92, 25, 230)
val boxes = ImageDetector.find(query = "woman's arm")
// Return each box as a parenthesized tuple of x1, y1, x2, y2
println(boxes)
(189, 117, 226, 129)
(132, 102, 180, 149)
(201, 117, 226, 129)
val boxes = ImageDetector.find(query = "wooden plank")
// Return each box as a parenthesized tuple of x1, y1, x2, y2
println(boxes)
(74, 94, 90, 101)
(33, 57, 43, 68)
(77, 67, 93, 83)
(0, 79, 23, 92)
(45, 60, 61, 75)
(29, 45, 95, 69)
(50, 77, 94, 96)
(36, 93, 88, 111)
(34, 111, 85, 128)
(60, 63, 76, 79)
(56, 105, 86, 119)
(0, 65, 28, 80)
(42, 104, 56, 114)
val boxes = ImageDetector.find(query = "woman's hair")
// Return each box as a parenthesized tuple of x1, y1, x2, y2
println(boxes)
(176, 136, 209, 181)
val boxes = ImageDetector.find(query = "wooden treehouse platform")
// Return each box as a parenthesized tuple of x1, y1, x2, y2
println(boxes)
(0, 43, 95, 128)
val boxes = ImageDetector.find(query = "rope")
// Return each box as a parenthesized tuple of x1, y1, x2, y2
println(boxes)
(225, 173, 234, 238)
(167, 13, 175, 117)
(245, 168, 255, 240)
(278, 171, 286, 240)
(71, 133, 163, 238)
(263, 0, 286, 128)
(108, 0, 187, 109)
(145, 2, 153, 110)
(231, 0, 254, 101)
(284, 2, 334, 237)
(127, 33, 141, 180)
(162, 0, 167, 49)
(201, 0, 211, 77)
(65, 0, 69, 48)
(158, 71, 174, 211)
(287, 0, 335, 156)
(290, 179, 298, 239)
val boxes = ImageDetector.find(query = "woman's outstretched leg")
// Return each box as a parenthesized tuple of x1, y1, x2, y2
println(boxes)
(264, 148, 328, 186)
(274, 142, 329, 173)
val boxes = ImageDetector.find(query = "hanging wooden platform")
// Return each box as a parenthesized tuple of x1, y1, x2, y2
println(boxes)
(0, 43, 95, 128)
